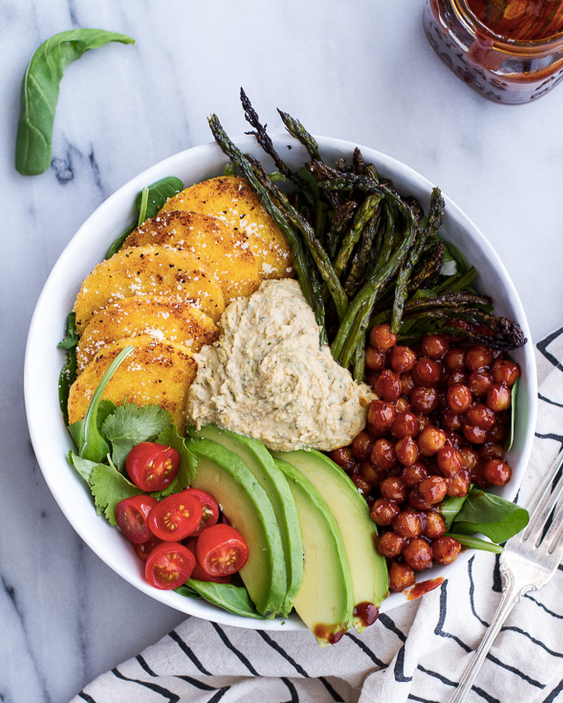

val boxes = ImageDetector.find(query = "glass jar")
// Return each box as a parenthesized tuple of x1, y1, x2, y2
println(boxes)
(423, 0, 563, 104)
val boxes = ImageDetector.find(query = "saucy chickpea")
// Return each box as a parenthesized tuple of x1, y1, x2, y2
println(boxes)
(370, 498, 400, 526)
(368, 399, 396, 433)
(378, 531, 405, 558)
(389, 346, 417, 373)
(421, 334, 449, 360)
(417, 424, 446, 456)
(365, 347, 386, 371)
(388, 561, 416, 592)
(481, 458, 512, 486)
(376, 369, 402, 403)
(395, 436, 419, 466)
(492, 358, 520, 386)
(329, 446, 356, 472)
(432, 536, 461, 565)
(370, 323, 397, 353)
(402, 538, 433, 571)
(422, 511, 446, 539)
(380, 477, 407, 503)
(393, 509, 422, 538)
(412, 358, 442, 387)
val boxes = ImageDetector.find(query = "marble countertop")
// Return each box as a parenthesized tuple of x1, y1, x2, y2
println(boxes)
(3, 1, 563, 700)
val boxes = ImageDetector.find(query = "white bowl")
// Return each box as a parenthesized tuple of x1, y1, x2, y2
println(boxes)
(24, 135, 537, 630)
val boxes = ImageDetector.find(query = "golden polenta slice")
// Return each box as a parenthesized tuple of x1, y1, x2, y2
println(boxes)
(123, 210, 261, 302)
(159, 176, 293, 280)
(73, 245, 225, 333)
(76, 294, 218, 372)
(68, 337, 197, 432)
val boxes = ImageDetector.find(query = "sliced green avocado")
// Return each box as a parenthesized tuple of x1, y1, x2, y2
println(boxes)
(272, 448, 389, 631)
(274, 458, 354, 646)
(190, 425, 303, 616)
(187, 437, 287, 618)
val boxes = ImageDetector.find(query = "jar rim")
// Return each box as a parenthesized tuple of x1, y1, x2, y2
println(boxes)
(454, 0, 563, 47)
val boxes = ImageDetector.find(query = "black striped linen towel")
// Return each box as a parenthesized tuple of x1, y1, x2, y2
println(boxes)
(72, 328, 563, 703)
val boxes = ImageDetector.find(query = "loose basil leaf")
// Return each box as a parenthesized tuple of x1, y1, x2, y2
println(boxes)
(505, 378, 519, 452)
(106, 176, 184, 258)
(16, 29, 134, 176)
(58, 312, 79, 423)
(451, 488, 529, 543)
(177, 580, 263, 619)
(446, 533, 504, 554)
(67, 346, 133, 462)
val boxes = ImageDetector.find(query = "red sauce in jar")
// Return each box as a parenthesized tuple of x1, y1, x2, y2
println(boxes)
(406, 577, 445, 601)
(468, 0, 563, 41)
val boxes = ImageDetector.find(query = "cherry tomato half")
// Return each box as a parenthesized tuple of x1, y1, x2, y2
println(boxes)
(196, 524, 249, 578)
(186, 488, 220, 535)
(184, 537, 232, 584)
(148, 491, 203, 541)
(115, 495, 158, 544)
(126, 442, 181, 492)
(134, 533, 162, 562)
(145, 542, 195, 590)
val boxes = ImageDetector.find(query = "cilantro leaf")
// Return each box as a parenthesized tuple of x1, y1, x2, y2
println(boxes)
(102, 402, 173, 470)
(150, 424, 195, 499)
(89, 459, 143, 525)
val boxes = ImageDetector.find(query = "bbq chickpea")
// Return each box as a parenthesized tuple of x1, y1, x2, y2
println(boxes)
(351, 431, 374, 461)
(491, 358, 520, 386)
(351, 472, 372, 494)
(412, 358, 442, 387)
(446, 383, 472, 414)
(402, 538, 433, 571)
(370, 498, 400, 526)
(393, 509, 422, 538)
(401, 462, 429, 486)
(418, 475, 449, 504)
(481, 458, 512, 486)
(410, 386, 439, 414)
(370, 438, 397, 471)
(422, 511, 446, 539)
(432, 536, 462, 565)
(370, 323, 397, 353)
(389, 346, 417, 373)
(444, 347, 466, 371)
(447, 469, 471, 497)
(436, 445, 463, 478)
(365, 347, 386, 372)
(395, 436, 419, 466)
(380, 476, 408, 503)
(469, 371, 493, 397)
(376, 369, 402, 403)
(417, 424, 447, 456)
(329, 446, 356, 472)
(421, 334, 449, 360)
(390, 411, 419, 439)
(378, 531, 405, 558)
(462, 422, 488, 444)
(465, 344, 493, 372)
(466, 403, 496, 431)
(368, 400, 396, 433)
(487, 383, 511, 412)
(388, 562, 416, 592)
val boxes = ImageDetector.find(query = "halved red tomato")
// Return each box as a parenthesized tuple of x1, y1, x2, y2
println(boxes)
(148, 491, 203, 541)
(185, 488, 219, 535)
(115, 495, 158, 544)
(184, 537, 231, 584)
(145, 542, 195, 590)
(126, 442, 180, 492)
(196, 524, 249, 578)
(134, 533, 162, 562)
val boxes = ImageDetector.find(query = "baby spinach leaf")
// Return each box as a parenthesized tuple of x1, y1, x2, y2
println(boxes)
(451, 488, 529, 543)
(58, 312, 79, 424)
(446, 533, 504, 554)
(150, 424, 195, 499)
(102, 402, 172, 471)
(88, 459, 143, 525)
(106, 176, 184, 258)
(67, 451, 99, 482)
(177, 580, 263, 619)
(440, 494, 470, 531)
(505, 378, 519, 452)
(67, 345, 133, 462)
(16, 29, 134, 176)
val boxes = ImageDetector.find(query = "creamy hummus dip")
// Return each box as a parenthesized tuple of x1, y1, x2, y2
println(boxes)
(186, 278, 373, 452)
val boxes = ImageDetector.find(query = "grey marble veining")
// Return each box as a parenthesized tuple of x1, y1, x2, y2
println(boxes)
(2, 1, 563, 701)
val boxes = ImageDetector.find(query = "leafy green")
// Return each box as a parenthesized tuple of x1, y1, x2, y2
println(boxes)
(67, 346, 133, 462)
(446, 533, 504, 554)
(151, 424, 195, 498)
(106, 176, 184, 258)
(440, 494, 470, 531)
(452, 488, 529, 543)
(88, 459, 143, 525)
(442, 240, 470, 275)
(102, 402, 172, 471)
(16, 29, 134, 176)
(67, 451, 99, 482)
(505, 378, 519, 452)
(177, 580, 263, 619)
(58, 312, 79, 424)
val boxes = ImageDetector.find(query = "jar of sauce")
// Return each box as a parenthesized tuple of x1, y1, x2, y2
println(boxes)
(423, 0, 563, 104)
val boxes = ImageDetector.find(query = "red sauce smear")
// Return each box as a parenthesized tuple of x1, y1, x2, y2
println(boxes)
(406, 577, 445, 601)
(353, 602, 380, 628)
(313, 624, 347, 645)
(468, 0, 563, 41)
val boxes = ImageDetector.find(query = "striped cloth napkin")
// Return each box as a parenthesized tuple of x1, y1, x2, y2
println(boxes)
(72, 328, 563, 703)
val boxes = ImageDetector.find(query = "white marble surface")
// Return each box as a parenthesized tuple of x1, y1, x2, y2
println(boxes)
(3, 0, 563, 701)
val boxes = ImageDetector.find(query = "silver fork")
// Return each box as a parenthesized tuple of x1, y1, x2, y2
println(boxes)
(449, 447, 563, 703)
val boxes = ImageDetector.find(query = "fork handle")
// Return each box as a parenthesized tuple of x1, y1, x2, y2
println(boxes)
(448, 568, 533, 703)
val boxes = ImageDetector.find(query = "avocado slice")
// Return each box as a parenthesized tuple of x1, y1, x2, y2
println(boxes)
(190, 425, 303, 616)
(274, 458, 354, 645)
(272, 448, 389, 631)
(187, 437, 287, 618)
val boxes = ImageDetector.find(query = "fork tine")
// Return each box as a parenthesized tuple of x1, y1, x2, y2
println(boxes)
(522, 447, 563, 542)
(542, 493, 563, 552)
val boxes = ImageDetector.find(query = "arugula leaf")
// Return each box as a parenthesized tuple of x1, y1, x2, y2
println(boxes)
(452, 488, 529, 543)
(16, 29, 134, 176)
(102, 402, 172, 471)
(106, 176, 184, 258)
(150, 424, 195, 499)
(58, 312, 79, 424)
(88, 459, 143, 525)
(67, 346, 133, 462)
(446, 533, 504, 554)
(177, 580, 263, 619)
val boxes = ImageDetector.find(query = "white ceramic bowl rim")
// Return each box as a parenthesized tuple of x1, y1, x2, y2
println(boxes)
(24, 134, 538, 630)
